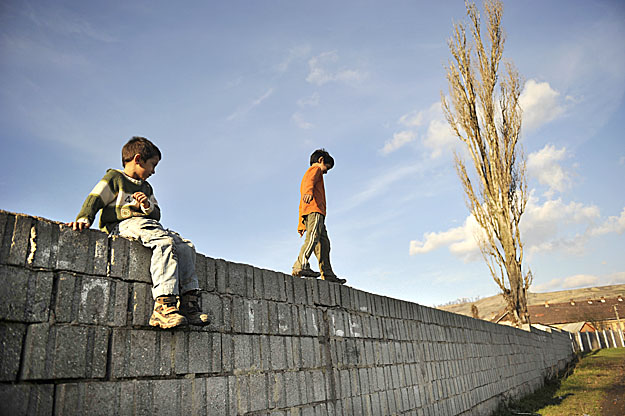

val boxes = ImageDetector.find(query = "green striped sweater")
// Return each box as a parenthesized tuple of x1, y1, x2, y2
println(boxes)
(76, 169, 161, 233)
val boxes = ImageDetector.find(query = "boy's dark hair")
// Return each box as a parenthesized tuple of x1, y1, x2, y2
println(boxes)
(310, 148, 334, 168)
(122, 136, 162, 166)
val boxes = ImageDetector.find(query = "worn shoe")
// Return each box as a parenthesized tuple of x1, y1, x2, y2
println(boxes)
(322, 275, 347, 284)
(292, 269, 321, 278)
(150, 296, 188, 329)
(179, 291, 210, 326)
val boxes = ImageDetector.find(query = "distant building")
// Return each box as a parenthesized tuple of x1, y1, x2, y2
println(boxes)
(492, 295, 625, 332)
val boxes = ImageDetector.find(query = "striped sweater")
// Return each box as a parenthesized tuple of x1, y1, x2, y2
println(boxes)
(76, 169, 161, 233)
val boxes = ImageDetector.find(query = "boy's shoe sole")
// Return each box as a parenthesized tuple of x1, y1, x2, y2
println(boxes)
(322, 276, 347, 284)
(149, 316, 188, 329)
(292, 269, 321, 278)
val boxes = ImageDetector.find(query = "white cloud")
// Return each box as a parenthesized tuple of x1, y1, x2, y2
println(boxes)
(410, 192, 625, 262)
(381, 130, 416, 155)
(382, 101, 455, 157)
(277, 45, 311, 72)
(336, 164, 424, 215)
(291, 112, 314, 129)
(306, 51, 366, 86)
(423, 118, 456, 159)
(527, 144, 573, 195)
(589, 207, 625, 236)
(409, 215, 483, 262)
(519, 80, 566, 130)
(532, 272, 625, 292)
(297, 92, 320, 108)
(226, 88, 274, 121)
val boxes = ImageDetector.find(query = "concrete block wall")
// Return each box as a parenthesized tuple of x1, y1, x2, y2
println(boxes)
(0, 210, 575, 415)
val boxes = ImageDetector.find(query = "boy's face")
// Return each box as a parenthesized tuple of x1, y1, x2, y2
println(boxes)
(317, 157, 333, 174)
(136, 155, 160, 180)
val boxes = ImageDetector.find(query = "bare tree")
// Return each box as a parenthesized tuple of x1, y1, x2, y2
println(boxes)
(442, 0, 532, 325)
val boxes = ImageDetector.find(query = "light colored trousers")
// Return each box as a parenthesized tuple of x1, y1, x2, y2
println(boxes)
(116, 217, 200, 299)
(293, 212, 336, 278)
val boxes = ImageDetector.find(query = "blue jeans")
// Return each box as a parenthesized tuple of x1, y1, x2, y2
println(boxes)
(116, 217, 200, 299)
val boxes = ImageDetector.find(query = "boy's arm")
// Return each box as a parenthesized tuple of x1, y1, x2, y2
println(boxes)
(67, 177, 117, 231)
(301, 167, 322, 203)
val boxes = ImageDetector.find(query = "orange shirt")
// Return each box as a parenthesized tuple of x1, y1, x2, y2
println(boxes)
(298, 165, 326, 232)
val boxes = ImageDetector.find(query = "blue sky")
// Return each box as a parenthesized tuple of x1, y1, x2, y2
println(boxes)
(1, 0, 624, 307)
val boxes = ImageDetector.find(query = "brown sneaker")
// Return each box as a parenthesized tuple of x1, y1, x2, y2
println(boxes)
(150, 295, 188, 328)
(179, 291, 210, 326)
(292, 269, 321, 278)
(322, 275, 347, 284)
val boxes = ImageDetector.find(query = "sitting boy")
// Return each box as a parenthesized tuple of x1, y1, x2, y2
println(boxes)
(67, 136, 209, 329)
(292, 148, 346, 284)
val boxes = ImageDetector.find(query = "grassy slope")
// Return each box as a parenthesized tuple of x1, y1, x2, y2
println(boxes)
(438, 284, 625, 321)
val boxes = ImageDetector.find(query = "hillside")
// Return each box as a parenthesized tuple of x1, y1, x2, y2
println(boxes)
(438, 284, 625, 321)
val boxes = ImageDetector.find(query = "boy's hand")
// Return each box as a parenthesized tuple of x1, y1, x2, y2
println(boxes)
(65, 221, 89, 231)
(133, 192, 150, 209)
(298, 229, 305, 237)
(302, 194, 313, 204)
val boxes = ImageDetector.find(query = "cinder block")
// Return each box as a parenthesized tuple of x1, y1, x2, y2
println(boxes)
(131, 282, 152, 326)
(108, 235, 129, 278)
(173, 331, 189, 374)
(152, 379, 185, 415)
(233, 334, 261, 372)
(21, 323, 108, 380)
(262, 269, 284, 301)
(227, 262, 248, 297)
(0, 211, 10, 264)
(200, 292, 222, 332)
(234, 374, 250, 414)
(55, 225, 90, 273)
(305, 278, 319, 305)
(269, 372, 286, 409)
(221, 334, 233, 373)
(83, 382, 122, 415)
(127, 240, 152, 283)
(188, 331, 211, 374)
(204, 255, 217, 292)
(206, 376, 228, 415)
(283, 371, 301, 407)
(249, 373, 268, 412)
(0, 383, 54, 416)
(28, 218, 60, 269)
(0, 265, 53, 323)
(77, 276, 112, 324)
(88, 230, 109, 276)
(0, 322, 26, 380)
(215, 259, 227, 293)
(53, 272, 78, 323)
(283, 274, 295, 304)
(111, 329, 159, 378)
(269, 336, 287, 370)
(252, 267, 264, 299)
(210, 333, 222, 373)
(318, 280, 331, 306)
(6, 214, 33, 266)
(292, 276, 308, 305)
(52, 326, 89, 379)
(195, 254, 207, 291)
(301, 337, 316, 369)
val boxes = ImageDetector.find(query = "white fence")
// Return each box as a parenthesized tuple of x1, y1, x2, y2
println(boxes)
(569, 329, 625, 352)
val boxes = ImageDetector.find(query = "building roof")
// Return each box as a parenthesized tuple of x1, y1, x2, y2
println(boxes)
(493, 296, 625, 325)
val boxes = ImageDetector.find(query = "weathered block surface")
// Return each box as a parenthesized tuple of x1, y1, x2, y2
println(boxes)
(0, 210, 576, 415)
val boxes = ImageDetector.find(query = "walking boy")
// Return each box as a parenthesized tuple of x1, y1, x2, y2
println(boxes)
(67, 136, 209, 329)
(292, 149, 346, 284)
